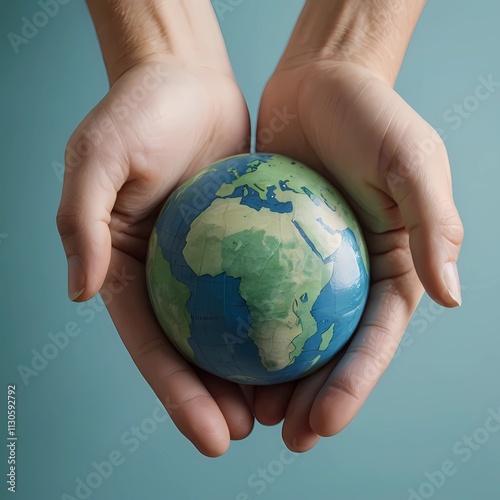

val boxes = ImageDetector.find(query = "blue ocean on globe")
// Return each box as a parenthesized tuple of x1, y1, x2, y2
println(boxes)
(146, 153, 369, 385)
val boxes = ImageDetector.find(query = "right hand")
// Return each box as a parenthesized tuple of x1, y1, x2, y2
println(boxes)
(56, 57, 254, 456)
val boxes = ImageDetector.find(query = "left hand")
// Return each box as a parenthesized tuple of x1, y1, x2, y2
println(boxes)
(254, 58, 464, 451)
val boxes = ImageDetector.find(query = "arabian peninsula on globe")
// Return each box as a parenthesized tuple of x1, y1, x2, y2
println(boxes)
(146, 153, 369, 385)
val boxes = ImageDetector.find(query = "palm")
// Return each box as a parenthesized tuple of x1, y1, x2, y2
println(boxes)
(87, 61, 249, 261)
(59, 60, 254, 456)
(254, 61, 440, 449)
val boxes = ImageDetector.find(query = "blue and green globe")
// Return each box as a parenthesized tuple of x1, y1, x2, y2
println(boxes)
(146, 154, 369, 385)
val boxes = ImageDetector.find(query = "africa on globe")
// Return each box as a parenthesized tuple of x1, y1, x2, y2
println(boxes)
(146, 153, 369, 385)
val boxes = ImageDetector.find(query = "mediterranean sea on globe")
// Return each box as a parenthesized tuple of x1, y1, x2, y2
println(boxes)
(146, 153, 369, 385)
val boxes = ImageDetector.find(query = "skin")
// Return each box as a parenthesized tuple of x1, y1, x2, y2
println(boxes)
(254, 0, 464, 451)
(56, 0, 463, 456)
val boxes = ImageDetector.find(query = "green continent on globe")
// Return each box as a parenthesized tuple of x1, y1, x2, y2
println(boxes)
(182, 156, 364, 372)
(216, 156, 368, 270)
(146, 230, 194, 360)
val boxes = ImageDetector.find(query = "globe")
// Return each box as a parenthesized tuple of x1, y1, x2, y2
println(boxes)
(146, 153, 369, 385)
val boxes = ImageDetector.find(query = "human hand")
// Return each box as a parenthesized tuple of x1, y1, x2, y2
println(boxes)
(56, 1, 254, 457)
(254, 2, 463, 452)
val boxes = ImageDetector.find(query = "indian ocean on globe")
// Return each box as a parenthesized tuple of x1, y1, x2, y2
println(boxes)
(146, 153, 369, 385)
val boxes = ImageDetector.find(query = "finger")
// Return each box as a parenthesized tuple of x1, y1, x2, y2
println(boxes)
(310, 273, 423, 437)
(56, 128, 127, 302)
(254, 382, 296, 426)
(104, 252, 230, 457)
(381, 117, 464, 308)
(281, 363, 335, 452)
(239, 385, 256, 415)
(365, 228, 413, 283)
(196, 369, 255, 441)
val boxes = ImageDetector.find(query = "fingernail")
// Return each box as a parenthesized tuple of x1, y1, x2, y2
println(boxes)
(443, 261, 462, 307)
(68, 255, 85, 301)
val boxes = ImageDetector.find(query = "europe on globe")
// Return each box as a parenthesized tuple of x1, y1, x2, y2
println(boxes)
(146, 153, 369, 385)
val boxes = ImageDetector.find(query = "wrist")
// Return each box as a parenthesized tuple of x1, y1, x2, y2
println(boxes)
(86, 0, 233, 85)
(279, 0, 426, 84)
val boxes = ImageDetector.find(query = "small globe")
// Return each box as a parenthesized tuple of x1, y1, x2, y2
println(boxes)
(146, 153, 369, 385)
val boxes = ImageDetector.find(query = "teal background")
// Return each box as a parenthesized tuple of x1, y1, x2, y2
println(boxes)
(0, 1, 499, 499)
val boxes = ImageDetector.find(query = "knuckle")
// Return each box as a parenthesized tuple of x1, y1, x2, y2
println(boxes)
(441, 219, 464, 247)
(328, 374, 363, 401)
(383, 145, 422, 199)
(56, 203, 83, 240)
(382, 125, 447, 196)
(351, 342, 391, 374)
(134, 337, 166, 362)
(437, 200, 464, 246)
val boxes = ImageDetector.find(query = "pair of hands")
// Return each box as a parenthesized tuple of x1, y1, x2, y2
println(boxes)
(56, 49, 463, 456)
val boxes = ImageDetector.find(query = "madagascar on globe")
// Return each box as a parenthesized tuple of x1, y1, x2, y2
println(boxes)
(146, 153, 369, 385)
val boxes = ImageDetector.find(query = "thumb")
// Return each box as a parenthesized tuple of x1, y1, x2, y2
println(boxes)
(385, 128, 464, 308)
(56, 136, 126, 302)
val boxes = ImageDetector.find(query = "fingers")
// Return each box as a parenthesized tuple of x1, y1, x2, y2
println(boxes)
(56, 130, 127, 302)
(196, 369, 254, 441)
(103, 252, 231, 457)
(254, 382, 296, 426)
(382, 120, 464, 308)
(309, 273, 423, 437)
(281, 363, 334, 452)
(239, 385, 256, 415)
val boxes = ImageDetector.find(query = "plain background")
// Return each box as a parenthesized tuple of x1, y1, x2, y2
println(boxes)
(1, 1, 499, 499)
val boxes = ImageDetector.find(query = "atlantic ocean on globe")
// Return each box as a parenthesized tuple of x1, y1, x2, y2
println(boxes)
(146, 153, 369, 385)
